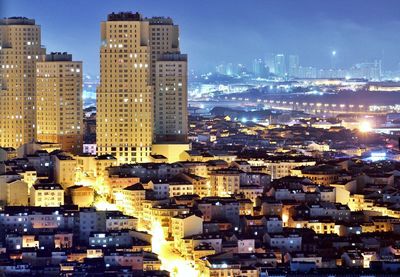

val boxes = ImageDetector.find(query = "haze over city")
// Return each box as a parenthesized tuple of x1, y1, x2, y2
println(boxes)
(3, 0, 400, 74)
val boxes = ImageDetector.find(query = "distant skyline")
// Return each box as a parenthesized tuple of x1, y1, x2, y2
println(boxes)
(3, 0, 400, 74)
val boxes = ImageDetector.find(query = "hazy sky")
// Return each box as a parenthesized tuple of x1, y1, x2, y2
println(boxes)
(3, 0, 400, 74)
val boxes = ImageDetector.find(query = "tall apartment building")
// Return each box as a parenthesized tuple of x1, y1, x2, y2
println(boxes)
(288, 54, 299, 77)
(97, 12, 153, 164)
(274, 54, 286, 78)
(97, 12, 188, 164)
(147, 17, 179, 84)
(148, 17, 188, 144)
(0, 17, 46, 148)
(36, 52, 83, 154)
(154, 53, 188, 143)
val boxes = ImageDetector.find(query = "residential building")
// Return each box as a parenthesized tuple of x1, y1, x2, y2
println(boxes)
(0, 17, 46, 148)
(30, 183, 64, 207)
(36, 52, 83, 154)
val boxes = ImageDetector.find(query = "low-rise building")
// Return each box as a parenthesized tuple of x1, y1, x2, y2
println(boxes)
(68, 185, 95, 207)
(172, 213, 203, 250)
(30, 183, 64, 207)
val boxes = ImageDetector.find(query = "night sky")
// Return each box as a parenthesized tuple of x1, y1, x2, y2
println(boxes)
(3, 0, 400, 74)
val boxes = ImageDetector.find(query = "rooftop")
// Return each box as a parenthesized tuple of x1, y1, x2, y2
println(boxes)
(32, 183, 63, 190)
(107, 12, 142, 22)
(0, 17, 35, 25)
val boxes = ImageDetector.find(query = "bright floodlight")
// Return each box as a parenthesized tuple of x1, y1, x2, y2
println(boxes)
(359, 121, 372, 133)
(332, 50, 337, 56)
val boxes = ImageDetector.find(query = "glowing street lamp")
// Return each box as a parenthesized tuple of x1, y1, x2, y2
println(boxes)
(331, 50, 337, 69)
(359, 121, 372, 133)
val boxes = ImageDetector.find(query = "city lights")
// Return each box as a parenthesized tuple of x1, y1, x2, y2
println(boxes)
(359, 121, 373, 133)
(2, 1, 400, 276)
(150, 220, 200, 277)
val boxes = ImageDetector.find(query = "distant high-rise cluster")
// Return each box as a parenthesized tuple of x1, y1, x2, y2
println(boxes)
(96, 12, 188, 164)
(0, 17, 83, 153)
(215, 62, 244, 76)
(216, 52, 382, 80)
(264, 53, 298, 78)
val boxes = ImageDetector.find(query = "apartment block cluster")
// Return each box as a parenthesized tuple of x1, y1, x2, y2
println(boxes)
(189, 114, 400, 161)
(96, 12, 189, 164)
(0, 17, 83, 154)
(0, 13, 189, 164)
(0, 131, 399, 276)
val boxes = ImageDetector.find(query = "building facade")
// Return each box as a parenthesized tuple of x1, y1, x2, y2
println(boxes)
(0, 17, 46, 148)
(154, 53, 188, 143)
(96, 12, 153, 164)
(96, 12, 188, 164)
(148, 17, 188, 144)
(36, 52, 83, 154)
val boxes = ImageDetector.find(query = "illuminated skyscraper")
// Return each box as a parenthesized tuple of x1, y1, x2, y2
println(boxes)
(97, 12, 153, 164)
(36, 52, 83, 154)
(0, 17, 46, 148)
(264, 53, 275, 74)
(96, 12, 188, 163)
(148, 17, 188, 143)
(274, 54, 286, 77)
(252, 58, 267, 78)
(288, 55, 299, 77)
(154, 53, 188, 143)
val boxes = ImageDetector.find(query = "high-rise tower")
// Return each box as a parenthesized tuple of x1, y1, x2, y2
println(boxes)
(288, 55, 299, 77)
(274, 54, 286, 78)
(0, 17, 46, 148)
(96, 12, 153, 164)
(147, 17, 188, 144)
(154, 53, 188, 143)
(36, 52, 83, 154)
(252, 58, 267, 78)
(97, 12, 189, 164)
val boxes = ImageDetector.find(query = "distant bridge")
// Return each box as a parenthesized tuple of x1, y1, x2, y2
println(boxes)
(190, 98, 394, 116)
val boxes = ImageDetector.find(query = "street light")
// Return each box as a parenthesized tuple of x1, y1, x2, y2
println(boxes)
(359, 121, 372, 133)
(331, 50, 337, 69)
